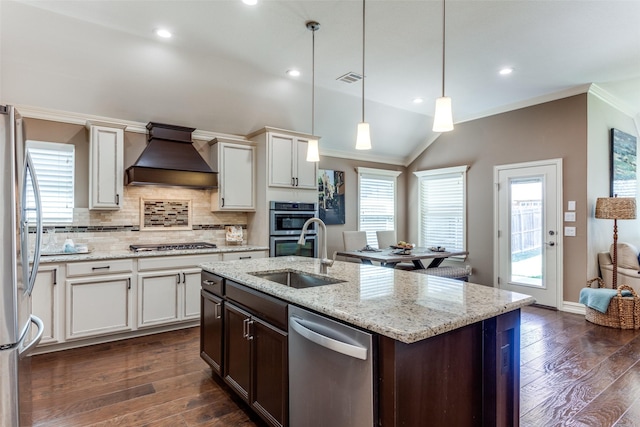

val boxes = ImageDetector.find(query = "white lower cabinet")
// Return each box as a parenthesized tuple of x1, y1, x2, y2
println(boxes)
(65, 274, 133, 340)
(136, 254, 220, 328)
(34, 251, 252, 352)
(137, 267, 201, 328)
(31, 265, 60, 345)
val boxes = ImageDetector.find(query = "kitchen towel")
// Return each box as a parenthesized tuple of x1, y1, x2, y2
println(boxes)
(579, 287, 633, 313)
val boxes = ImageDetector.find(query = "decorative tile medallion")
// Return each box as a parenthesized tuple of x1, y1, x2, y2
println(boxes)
(140, 199, 192, 231)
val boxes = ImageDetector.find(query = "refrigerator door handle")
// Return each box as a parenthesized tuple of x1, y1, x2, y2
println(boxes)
(21, 151, 43, 295)
(19, 315, 44, 358)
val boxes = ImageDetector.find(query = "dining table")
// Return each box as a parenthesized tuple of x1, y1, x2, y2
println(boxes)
(335, 247, 468, 270)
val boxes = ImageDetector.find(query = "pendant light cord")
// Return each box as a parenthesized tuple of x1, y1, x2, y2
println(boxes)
(312, 26, 315, 135)
(441, 0, 446, 97)
(362, 0, 366, 123)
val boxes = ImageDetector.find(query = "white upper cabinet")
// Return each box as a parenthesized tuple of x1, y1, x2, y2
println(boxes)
(86, 121, 125, 210)
(210, 139, 256, 211)
(267, 132, 317, 190)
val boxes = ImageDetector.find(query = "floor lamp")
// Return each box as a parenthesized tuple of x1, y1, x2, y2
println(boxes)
(595, 196, 637, 289)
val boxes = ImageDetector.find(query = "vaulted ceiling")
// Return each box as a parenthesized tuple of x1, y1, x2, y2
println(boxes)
(2, 0, 639, 165)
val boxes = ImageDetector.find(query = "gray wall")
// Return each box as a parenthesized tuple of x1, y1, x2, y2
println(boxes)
(587, 93, 640, 281)
(317, 156, 407, 259)
(407, 95, 588, 302)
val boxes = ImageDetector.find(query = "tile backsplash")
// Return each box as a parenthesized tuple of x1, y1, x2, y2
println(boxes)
(35, 186, 249, 252)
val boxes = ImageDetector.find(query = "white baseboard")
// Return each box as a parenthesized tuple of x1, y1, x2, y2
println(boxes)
(561, 301, 586, 315)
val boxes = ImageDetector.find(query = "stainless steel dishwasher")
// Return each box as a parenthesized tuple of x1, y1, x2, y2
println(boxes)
(288, 305, 374, 427)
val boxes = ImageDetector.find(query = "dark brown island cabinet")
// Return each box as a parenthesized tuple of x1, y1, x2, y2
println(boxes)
(200, 271, 288, 427)
(200, 270, 521, 427)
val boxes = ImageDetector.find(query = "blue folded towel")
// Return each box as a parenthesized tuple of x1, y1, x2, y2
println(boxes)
(579, 287, 633, 313)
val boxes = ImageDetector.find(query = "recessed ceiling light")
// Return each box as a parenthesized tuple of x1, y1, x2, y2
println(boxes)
(287, 69, 301, 77)
(155, 28, 172, 39)
(413, 97, 424, 104)
(499, 67, 514, 76)
(242, 0, 258, 5)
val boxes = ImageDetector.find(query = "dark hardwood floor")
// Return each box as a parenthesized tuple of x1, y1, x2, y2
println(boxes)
(30, 306, 640, 426)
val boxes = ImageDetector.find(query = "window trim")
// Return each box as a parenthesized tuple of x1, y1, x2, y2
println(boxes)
(357, 167, 402, 246)
(414, 165, 468, 258)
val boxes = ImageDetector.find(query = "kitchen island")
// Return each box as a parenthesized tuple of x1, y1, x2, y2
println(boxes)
(200, 256, 535, 427)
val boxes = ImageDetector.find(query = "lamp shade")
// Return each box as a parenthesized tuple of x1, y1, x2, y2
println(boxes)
(433, 96, 454, 132)
(595, 197, 636, 220)
(306, 138, 320, 162)
(356, 122, 372, 150)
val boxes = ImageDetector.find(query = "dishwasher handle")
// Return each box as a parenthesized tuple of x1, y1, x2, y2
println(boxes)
(289, 316, 368, 360)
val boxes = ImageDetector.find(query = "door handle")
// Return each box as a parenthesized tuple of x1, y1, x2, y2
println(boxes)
(243, 318, 249, 338)
(545, 241, 555, 247)
(289, 316, 368, 360)
(19, 315, 44, 358)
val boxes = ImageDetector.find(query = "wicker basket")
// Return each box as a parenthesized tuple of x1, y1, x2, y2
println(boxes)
(584, 278, 640, 330)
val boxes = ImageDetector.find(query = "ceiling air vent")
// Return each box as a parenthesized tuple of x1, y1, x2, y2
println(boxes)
(336, 72, 363, 84)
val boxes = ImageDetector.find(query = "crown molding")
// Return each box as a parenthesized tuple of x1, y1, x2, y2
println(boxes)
(588, 83, 639, 118)
(319, 147, 406, 166)
(405, 133, 441, 167)
(455, 84, 594, 126)
(12, 104, 249, 142)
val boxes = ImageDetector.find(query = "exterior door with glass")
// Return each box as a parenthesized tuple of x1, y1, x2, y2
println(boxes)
(495, 159, 563, 308)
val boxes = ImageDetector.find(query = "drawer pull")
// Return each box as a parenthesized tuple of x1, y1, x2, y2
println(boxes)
(202, 279, 219, 286)
(239, 256, 251, 260)
(91, 266, 110, 271)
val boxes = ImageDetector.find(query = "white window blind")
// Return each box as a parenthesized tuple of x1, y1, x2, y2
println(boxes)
(415, 166, 467, 252)
(26, 140, 75, 224)
(357, 168, 401, 247)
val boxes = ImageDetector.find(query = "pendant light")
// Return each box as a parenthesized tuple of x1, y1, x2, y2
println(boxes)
(432, 0, 454, 132)
(355, 0, 372, 150)
(306, 21, 320, 162)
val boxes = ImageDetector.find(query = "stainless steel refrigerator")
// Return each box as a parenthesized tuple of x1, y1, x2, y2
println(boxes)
(1, 104, 45, 426)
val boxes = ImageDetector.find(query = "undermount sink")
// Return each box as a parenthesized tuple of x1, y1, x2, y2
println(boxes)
(249, 269, 345, 289)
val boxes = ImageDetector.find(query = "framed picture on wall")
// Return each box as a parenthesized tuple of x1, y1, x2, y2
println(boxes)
(610, 128, 638, 197)
(318, 169, 345, 225)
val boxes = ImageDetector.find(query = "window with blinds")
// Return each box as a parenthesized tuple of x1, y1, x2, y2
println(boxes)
(357, 167, 401, 247)
(26, 140, 75, 224)
(414, 166, 467, 253)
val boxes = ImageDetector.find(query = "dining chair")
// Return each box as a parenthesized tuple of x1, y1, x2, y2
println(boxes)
(343, 231, 368, 251)
(376, 230, 397, 249)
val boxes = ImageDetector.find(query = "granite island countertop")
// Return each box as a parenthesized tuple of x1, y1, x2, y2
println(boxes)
(200, 256, 535, 344)
(37, 245, 269, 264)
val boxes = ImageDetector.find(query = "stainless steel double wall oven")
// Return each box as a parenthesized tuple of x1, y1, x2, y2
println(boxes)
(269, 201, 318, 257)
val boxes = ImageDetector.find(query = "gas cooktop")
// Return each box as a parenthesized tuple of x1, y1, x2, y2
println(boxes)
(129, 242, 217, 252)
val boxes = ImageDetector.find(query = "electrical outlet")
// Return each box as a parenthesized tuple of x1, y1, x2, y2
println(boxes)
(501, 344, 510, 374)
